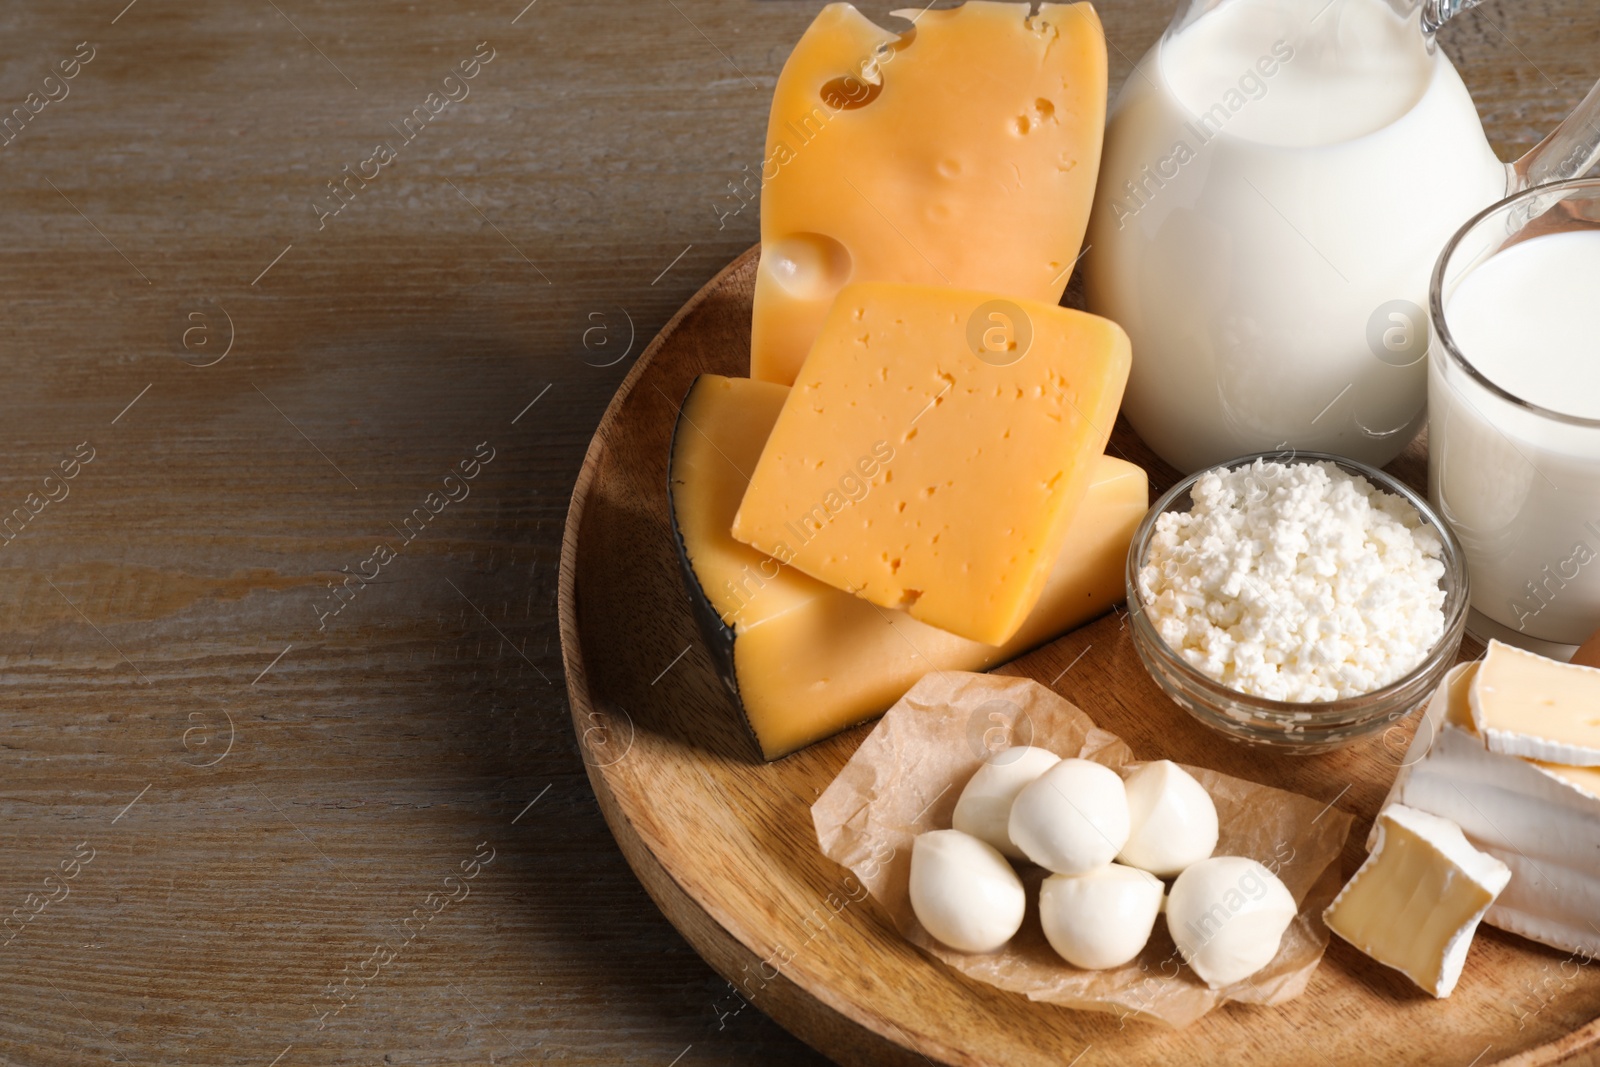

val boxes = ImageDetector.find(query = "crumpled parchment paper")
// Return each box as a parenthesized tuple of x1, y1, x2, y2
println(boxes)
(812, 671, 1353, 1028)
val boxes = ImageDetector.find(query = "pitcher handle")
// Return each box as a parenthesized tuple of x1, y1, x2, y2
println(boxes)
(1422, 3, 1600, 192)
(1420, 0, 1489, 35)
(1506, 76, 1600, 192)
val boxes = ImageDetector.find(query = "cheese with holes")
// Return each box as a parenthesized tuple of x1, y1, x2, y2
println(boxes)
(732, 282, 1130, 646)
(669, 373, 1145, 759)
(1324, 804, 1509, 998)
(750, 1, 1108, 385)
(1470, 639, 1600, 765)
(1383, 660, 1600, 957)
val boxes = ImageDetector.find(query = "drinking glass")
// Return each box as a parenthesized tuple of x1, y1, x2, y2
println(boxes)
(1429, 177, 1600, 651)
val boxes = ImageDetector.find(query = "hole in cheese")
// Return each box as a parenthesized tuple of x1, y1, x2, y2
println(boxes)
(820, 75, 881, 111)
(766, 232, 853, 300)
(750, 2, 1108, 385)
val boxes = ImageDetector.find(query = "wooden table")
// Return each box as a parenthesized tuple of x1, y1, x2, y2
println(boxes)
(0, 2, 1589, 1064)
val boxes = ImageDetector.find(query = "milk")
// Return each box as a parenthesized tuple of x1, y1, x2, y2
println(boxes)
(1162, 0, 1425, 146)
(1444, 232, 1600, 420)
(1432, 229, 1600, 645)
(1087, 0, 1508, 473)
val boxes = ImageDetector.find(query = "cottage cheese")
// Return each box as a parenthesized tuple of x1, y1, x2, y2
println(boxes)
(1137, 459, 1446, 702)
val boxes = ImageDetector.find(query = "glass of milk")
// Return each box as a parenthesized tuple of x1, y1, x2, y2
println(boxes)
(1430, 177, 1600, 653)
(1087, 0, 1600, 474)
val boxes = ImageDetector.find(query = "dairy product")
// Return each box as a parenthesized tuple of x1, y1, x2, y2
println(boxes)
(732, 282, 1131, 646)
(670, 374, 1148, 760)
(1384, 661, 1600, 957)
(1432, 230, 1600, 644)
(1470, 639, 1600, 764)
(1116, 760, 1218, 876)
(1163, 0, 1425, 147)
(952, 747, 1062, 860)
(1008, 758, 1130, 875)
(1038, 864, 1165, 970)
(1166, 856, 1298, 988)
(1137, 459, 1446, 701)
(1323, 804, 1509, 998)
(908, 829, 1026, 953)
(751, 1, 1107, 385)
(1445, 231, 1600, 420)
(1087, 0, 1507, 471)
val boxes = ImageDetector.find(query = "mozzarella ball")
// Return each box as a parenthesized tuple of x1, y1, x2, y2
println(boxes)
(908, 830, 1026, 953)
(1117, 760, 1219, 876)
(1166, 856, 1299, 987)
(1008, 758, 1130, 875)
(1039, 863, 1165, 970)
(952, 746, 1062, 859)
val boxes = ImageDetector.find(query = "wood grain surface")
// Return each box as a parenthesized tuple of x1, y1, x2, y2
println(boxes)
(0, 1, 1592, 1065)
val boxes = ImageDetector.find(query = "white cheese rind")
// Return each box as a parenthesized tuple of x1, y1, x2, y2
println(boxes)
(1471, 639, 1600, 766)
(1386, 662, 1600, 957)
(1325, 804, 1508, 998)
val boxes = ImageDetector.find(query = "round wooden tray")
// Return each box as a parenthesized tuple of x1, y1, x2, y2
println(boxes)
(557, 246, 1600, 1066)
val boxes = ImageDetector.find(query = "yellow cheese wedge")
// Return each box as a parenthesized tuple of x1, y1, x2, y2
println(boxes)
(1470, 639, 1600, 765)
(731, 281, 1131, 646)
(669, 374, 1146, 760)
(1324, 804, 1509, 998)
(750, 1, 1108, 385)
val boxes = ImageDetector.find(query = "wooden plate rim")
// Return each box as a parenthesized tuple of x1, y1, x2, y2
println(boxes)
(556, 245, 1600, 1067)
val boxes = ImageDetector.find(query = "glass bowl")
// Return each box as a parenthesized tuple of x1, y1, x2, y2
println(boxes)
(1124, 451, 1470, 753)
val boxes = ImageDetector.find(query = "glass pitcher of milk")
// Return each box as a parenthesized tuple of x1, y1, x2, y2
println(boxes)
(1085, 0, 1600, 473)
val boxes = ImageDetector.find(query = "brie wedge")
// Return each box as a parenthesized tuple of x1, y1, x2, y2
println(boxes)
(1386, 660, 1600, 957)
(1471, 639, 1600, 765)
(1325, 804, 1508, 998)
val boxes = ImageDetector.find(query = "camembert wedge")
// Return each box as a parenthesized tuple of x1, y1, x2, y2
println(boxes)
(732, 282, 1131, 646)
(1471, 638, 1600, 765)
(1385, 659, 1600, 957)
(669, 374, 1145, 760)
(1324, 804, 1509, 998)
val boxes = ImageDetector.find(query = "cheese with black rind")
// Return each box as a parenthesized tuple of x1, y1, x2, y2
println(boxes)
(667, 377, 790, 728)
(668, 373, 1146, 760)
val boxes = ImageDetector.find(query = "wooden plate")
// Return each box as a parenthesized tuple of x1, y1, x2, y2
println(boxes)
(557, 246, 1600, 1066)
